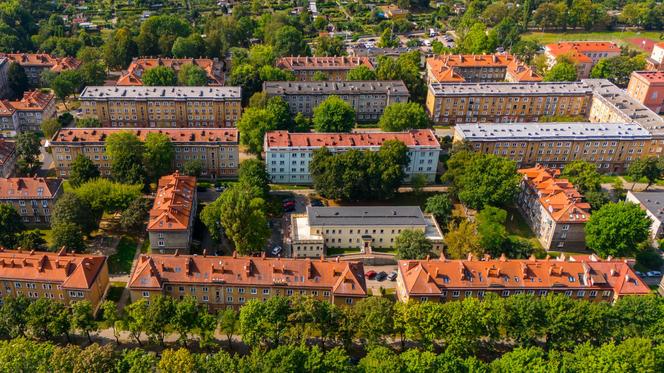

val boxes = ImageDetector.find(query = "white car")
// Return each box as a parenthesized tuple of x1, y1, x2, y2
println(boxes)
(646, 270, 662, 277)
(271, 246, 283, 256)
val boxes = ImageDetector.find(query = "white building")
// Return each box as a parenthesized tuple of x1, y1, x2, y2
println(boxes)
(626, 191, 664, 240)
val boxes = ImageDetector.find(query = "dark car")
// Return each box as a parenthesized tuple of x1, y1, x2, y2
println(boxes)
(387, 271, 398, 281)
(375, 271, 388, 281)
(365, 270, 377, 279)
(283, 205, 295, 212)
(310, 199, 324, 207)
(283, 200, 296, 207)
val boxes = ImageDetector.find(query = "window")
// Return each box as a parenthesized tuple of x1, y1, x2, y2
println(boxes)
(202, 295, 209, 302)
(464, 291, 472, 297)
(323, 291, 330, 297)
(345, 298, 353, 305)
(262, 289, 270, 295)
(142, 291, 150, 298)
(589, 290, 597, 297)
(250, 288, 257, 294)
(564, 290, 572, 296)
(539, 290, 548, 296)
(502, 290, 510, 297)
(452, 291, 460, 298)
(226, 288, 233, 293)
(577, 290, 585, 297)
(286, 289, 293, 296)
(227, 296, 233, 303)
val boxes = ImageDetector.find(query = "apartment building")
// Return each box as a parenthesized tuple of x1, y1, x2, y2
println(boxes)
(50, 128, 239, 179)
(425, 54, 541, 84)
(626, 71, 664, 114)
(290, 206, 444, 258)
(128, 253, 368, 309)
(0, 177, 63, 225)
(263, 129, 440, 184)
(544, 42, 620, 78)
(263, 80, 409, 122)
(0, 140, 16, 177)
(518, 165, 590, 250)
(117, 58, 226, 86)
(625, 191, 664, 240)
(0, 248, 109, 312)
(426, 82, 593, 125)
(397, 254, 650, 303)
(276, 56, 374, 81)
(79, 86, 242, 128)
(0, 101, 17, 136)
(453, 122, 654, 173)
(10, 90, 56, 132)
(645, 42, 664, 71)
(0, 53, 81, 86)
(0, 58, 9, 98)
(148, 173, 197, 254)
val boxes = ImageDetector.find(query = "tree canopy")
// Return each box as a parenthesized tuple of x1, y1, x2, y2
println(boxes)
(141, 66, 177, 86)
(378, 102, 429, 132)
(312, 96, 356, 133)
(585, 202, 651, 258)
(395, 229, 433, 259)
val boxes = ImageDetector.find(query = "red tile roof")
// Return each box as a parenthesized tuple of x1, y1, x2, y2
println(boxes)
(0, 53, 80, 70)
(128, 254, 368, 297)
(51, 128, 239, 144)
(265, 129, 440, 149)
(0, 177, 63, 200)
(632, 70, 664, 84)
(117, 58, 224, 86)
(0, 248, 107, 290)
(519, 165, 590, 223)
(545, 42, 621, 64)
(399, 254, 650, 297)
(0, 100, 16, 117)
(148, 172, 196, 232)
(9, 90, 54, 111)
(276, 56, 374, 71)
(0, 140, 15, 167)
(427, 54, 541, 82)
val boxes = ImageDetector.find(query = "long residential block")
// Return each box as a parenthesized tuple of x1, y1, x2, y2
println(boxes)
(148, 173, 197, 254)
(50, 128, 239, 179)
(426, 53, 541, 84)
(426, 82, 593, 125)
(263, 80, 409, 122)
(397, 254, 650, 303)
(79, 86, 242, 128)
(544, 42, 620, 79)
(0, 177, 63, 225)
(0, 53, 80, 86)
(264, 129, 440, 184)
(276, 56, 374, 81)
(128, 254, 368, 309)
(0, 248, 109, 312)
(117, 57, 226, 86)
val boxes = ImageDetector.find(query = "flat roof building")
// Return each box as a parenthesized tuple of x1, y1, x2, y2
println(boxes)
(128, 254, 368, 309)
(290, 206, 443, 258)
(264, 129, 440, 184)
(626, 190, 664, 241)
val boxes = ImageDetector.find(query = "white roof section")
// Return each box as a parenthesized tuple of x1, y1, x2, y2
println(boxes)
(429, 81, 593, 96)
(455, 122, 652, 141)
(80, 86, 241, 100)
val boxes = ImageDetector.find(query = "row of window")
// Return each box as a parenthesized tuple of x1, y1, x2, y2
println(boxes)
(420, 289, 611, 299)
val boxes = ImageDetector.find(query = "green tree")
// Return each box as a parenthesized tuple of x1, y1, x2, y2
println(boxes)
(248, 44, 277, 67)
(378, 102, 429, 132)
(171, 296, 200, 347)
(312, 96, 355, 132)
(120, 299, 148, 346)
(218, 308, 239, 350)
(444, 220, 481, 259)
(99, 300, 121, 344)
(0, 295, 30, 338)
(590, 55, 646, 88)
(26, 298, 70, 341)
(79, 61, 106, 86)
(229, 64, 260, 104)
(359, 346, 403, 373)
(265, 96, 293, 131)
(544, 61, 578, 82)
(176, 64, 208, 86)
(15, 132, 42, 176)
(182, 159, 204, 178)
(116, 349, 158, 373)
(103, 28, 138, 70)
(585, 202, 651, 258)
(52, 193, 98, 235)
(171, 34, 205, 58)
(68, 155, 100, 188)
(136, 15, 192, 56)
(143, 132, 174, 181)
(157, 348, 196, 373)
(238, 159, 270, 198)
(17, 230, 46, 250)
(476, 206, 509, 257)
(353, 297, 395, 346)
(458, 22, 497, 54)
(7, 62, 29, 100)
(627, 157, 661, 190)
(425, 193, 454, 227)
(314, 35, 346, 56)
(119, 197, 152, 233)
(105, 132, 146, 185)
(272, 25, 309, 57)
(237, 107, 277, 154)
(239, 297, 291, 348)
(395, 229, 433, 259)
(40, 118, 61, 139)
(70, 301, 96, 344)
(141, 66, 177, 86)
(375, 52, 426, 103)
(0, 204, 24, 248)
(51, 70, 82, 108)
(561, 160, 601, 193)
(144, 295, 175, 346)
(51, 222, 86, 252)
(73, 178, 143, 213)
(347, 65, 377, 80)
(378, 28, 399, 48)
(455, 153, 520, 210)
(312, 71, 327, 81)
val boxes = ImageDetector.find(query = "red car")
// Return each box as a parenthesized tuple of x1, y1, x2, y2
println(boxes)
(364, 270, 377, 279)
(283, 200, 296, 207)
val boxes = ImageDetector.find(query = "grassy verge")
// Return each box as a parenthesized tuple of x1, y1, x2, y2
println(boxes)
(108, 236, 138, 274)
(106, 282, 126, 303)
(522, 30, 663, 49)
(326, 247, 362, 256)
(372, 247, 398, 255)
(504, 206, 544, 252)
(269, 184, 310, 191)
(599, 175, 620, 184)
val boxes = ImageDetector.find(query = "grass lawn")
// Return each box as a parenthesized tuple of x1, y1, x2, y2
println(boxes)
(326, 247, 362, 256)
(372, 247, 398, 255)
(504, 206, 544, 252)
(269, 184, 310, 191)
(108, 236, 138, 274)
(599, 175, 621, 184)
(29, 229, 54, 248)
(522, 30, 664, 49)
(106, 282, 126, 303)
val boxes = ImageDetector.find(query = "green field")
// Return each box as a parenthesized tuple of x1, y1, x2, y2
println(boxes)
(108, 237, 138, 274)
(523, 30, 664, 49)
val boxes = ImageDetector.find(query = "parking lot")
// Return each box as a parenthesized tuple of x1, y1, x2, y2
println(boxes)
(363, 264, 400, 292)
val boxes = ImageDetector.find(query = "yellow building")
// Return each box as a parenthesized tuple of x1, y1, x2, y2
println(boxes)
(79, 86, 242, 128)
(0, 248, 110, 313)
(127, 253, 368, 310)
(50, 128, 239, 180)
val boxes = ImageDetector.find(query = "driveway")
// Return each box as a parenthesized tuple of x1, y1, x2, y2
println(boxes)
(267, 192, 309, 258)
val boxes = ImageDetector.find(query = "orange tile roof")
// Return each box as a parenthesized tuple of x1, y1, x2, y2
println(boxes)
(117, 58, 224, 86)
(545, 42, 621, 64)
(51, 128, 239, 144)
(519, 165, 590, 223)
(276, 56, 374, 71)
(148, 172, 196, 232)
(265, 129, 440, 148)
(0, 248, 107, 290)
(0, 100, 16, 117)
(0, 140, 15, 166)
(426, 54, 541, 83)
(399, 254, 650, 297)
(0, 53, 80, 70)
(9, 90, 54, 111)
(128, 254, 368, 297)
(632, 70, 664, 84)
(0, 177, 63, 200)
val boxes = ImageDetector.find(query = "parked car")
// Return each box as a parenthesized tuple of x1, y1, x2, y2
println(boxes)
(283, 205, 295, 212)
(365, 270, 377, 279)
(271, 246, 283, 256)
(283, 199, 296, 207)
(387, 271, 398, 281)
(646, 270, 662, 277)
(635, 271, 645, 278)
(310, 199, 324, 207)
(376, 271, 388, 281)
(215, 186, 225, 192)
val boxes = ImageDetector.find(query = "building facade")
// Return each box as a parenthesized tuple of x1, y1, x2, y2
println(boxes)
(276, 56, 374, 81)
(148, 173, 197, 254)
(517, 165, 590, 250)
(263, 80, 409, 122)
(453, 122, 655, 173)
(264, 129, 440, 184)
(544, 42, 620, 79)
(117, 58, 226, 86)
(397, 254, 650, 303)
(646, 42, 664, 71)
(0, 53, 81, 86)
(0, 58, 9, 98)
(426, 82, 593, 126)
(0, 248, 109, 312)
(290, 206, 444, 258)
(626, 71, 664, 114)
(128, 254, 368, 309)
(426, 54, 541, 84)
(50, 128, 239, 179)
(10, 90, 56, 132)
(625, 191, 664, 240)
(0, 101, 18, 136)
(0, 177, 63, 225)
(0, 140, 16, 177)
(79, 86, 242, 128)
